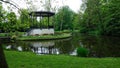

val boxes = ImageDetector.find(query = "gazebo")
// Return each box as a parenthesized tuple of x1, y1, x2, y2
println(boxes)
(27, 11, 55, 35)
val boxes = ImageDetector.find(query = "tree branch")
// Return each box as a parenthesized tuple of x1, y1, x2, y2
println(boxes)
(0, 0, 20, 10)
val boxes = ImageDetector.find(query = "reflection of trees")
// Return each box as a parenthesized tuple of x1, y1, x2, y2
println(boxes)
(71, 33, 81, 47)
(0, 40, 8, 68)
(25, 38, 76, 55)
(4, 41, 31, 52)
(55, 39, 74, 54)
(16, 41, 31, 51)
(4, 38, 76, 55)
(3, 33, 120, 57)
(79, 35, 120, 57)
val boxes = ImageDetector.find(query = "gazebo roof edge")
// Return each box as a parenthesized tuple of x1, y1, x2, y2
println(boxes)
(29, 11, 55, 17)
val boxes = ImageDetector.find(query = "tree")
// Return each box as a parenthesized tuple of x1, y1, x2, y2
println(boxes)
(18, 9, 30, 31)
(6, 12, 17, 32)
(0, 4, 9, 32)
(79, 0, 120, 36)
(0, 40, 8, 68)
(55, 6, 74, 31)
(103, 0, 120, 36)
(40, 0, 60, 12)
(73, 11, 83, 30)
(80, 0, 106, 34)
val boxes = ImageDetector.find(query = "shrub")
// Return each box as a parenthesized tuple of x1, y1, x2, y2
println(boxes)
(77, 47, 89, 57)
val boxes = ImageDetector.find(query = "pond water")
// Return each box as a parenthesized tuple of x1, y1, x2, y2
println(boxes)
(1, 32, 120, 57)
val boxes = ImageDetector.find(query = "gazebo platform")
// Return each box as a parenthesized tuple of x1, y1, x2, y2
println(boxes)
(28, 28, 54, 35)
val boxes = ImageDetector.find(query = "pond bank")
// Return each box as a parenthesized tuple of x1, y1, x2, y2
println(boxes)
(5, 51, 120, 68)
(0, 31, 72, 41)
(17, 33, 72, 41)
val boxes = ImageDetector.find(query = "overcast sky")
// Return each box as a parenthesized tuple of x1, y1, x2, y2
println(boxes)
(65, 0, 82, 12)
(2, 0, 82, 13)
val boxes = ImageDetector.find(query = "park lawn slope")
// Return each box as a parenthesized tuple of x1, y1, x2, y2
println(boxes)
(5, 51, 120, 68)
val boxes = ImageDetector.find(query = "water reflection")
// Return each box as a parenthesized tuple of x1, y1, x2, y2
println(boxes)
(3, 38, 74, 55)
(29, 41, 59, 54)
(78, 34, 120, 57)
(2, 33, 120, 57)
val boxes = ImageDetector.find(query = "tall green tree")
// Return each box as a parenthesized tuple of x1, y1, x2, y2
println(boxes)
(79, 0, 120, 36)
(80, 0, 103, 34)
(18, 9, 30, 31)
(73, 11, 83, 30)
(6, 12, 17, 32)
(0, 4, 6, 32)
(55, 6, 74, 31)
(103, 0, 120, 36)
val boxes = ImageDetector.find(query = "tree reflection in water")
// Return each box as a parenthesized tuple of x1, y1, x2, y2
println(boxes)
(3, 38, 74, 55)
(79, 35, 120, 57)
(2, 33, 120, 57)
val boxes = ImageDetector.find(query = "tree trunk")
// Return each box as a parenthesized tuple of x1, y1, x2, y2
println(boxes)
(0, 40, 8, 68)
(60, 22, 63, 31)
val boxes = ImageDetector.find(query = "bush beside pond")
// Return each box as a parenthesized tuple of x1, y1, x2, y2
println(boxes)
(77, 47, 89, 57)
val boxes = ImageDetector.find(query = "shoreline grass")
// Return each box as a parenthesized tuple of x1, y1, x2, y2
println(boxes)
(4, 51, 120, 68)
(0, 33, 8, 37)
(17, 33, 72, 41)
(0, 32, 72, 41)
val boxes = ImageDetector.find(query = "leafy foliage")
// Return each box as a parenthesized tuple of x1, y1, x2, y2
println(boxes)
(79, 0, 120, 36)
(0, 0, 120, 36)
(54, 6, 74, 31)
(77, 47, 89, 57)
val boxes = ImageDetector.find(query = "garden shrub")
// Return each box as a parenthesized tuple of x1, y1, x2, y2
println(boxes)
(77, 47, 89, 57)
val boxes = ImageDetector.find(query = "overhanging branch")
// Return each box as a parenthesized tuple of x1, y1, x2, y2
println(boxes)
(0, 0, 20, 10)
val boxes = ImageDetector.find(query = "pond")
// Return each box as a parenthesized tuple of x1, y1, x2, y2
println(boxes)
(1, 32, 120, 57)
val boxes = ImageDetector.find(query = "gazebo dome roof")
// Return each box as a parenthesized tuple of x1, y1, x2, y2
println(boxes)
(29, 11, 55, 17)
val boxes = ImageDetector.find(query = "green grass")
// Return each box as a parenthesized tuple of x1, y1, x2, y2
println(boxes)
(0, 32, 71, 40)
(0, 32, 25, 37)
(0, 33, 8, 37)
(5, 51, 120, 68)
(17, 33, 72, 41)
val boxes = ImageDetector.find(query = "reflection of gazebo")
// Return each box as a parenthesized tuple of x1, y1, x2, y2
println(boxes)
(28, 11, 55, 35)
(30, 41, 59, 54)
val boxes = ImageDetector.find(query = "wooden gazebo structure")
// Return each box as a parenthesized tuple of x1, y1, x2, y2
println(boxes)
(28, 11, 55, 35)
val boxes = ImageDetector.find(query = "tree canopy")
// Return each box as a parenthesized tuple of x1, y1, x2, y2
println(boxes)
(79, 0, 120, 36)
(0, 0, 120, 36)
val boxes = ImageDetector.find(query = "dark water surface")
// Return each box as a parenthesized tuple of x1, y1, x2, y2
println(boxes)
(1, 33, 120, 57)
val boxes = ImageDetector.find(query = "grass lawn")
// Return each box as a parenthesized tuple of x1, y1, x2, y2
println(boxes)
(0, 32, 25, 37)
(0, 32, 72, 41)
(0, 33, 8, 37)
(5, 51, 120, 68)
(17, 33, 72, 41)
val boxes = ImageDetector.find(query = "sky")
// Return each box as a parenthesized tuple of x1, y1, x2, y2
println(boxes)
(65, 0, 82, 12)
(2, 0, 82, 14)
